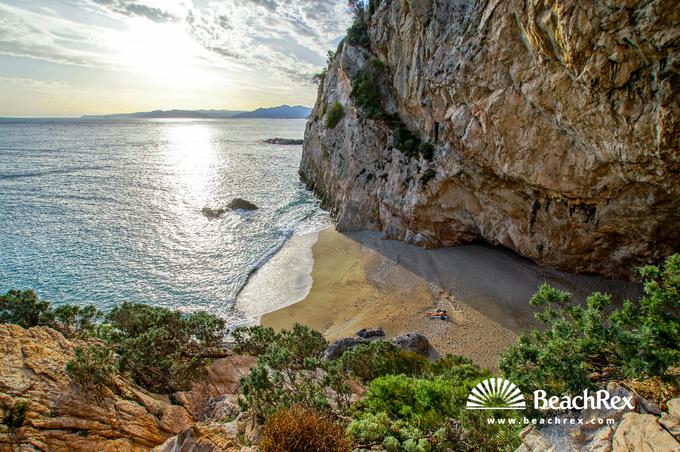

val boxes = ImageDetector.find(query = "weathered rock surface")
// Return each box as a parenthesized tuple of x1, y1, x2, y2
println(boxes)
(321, 336, 368, 360)
(0, 325, 255, 451)
(302, 0, 680, 279)
(391, 332, 430, 356)
(356, 328, 385, 339)
(0, 325, 192, 451)
(153, 421, 244, 452)
(516, 392, 680, 451)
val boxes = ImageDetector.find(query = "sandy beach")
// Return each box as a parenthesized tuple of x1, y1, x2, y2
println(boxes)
(257, 227, 640, 370)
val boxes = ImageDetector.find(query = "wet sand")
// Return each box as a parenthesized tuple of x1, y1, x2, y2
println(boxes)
(260, 227, 640, 370)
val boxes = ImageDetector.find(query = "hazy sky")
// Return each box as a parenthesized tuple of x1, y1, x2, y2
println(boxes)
(0, 0, 352, 116)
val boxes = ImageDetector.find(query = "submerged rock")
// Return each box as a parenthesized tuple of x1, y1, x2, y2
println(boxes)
(264, 138, 304, 145)
(227, 198, 258, 211)
(202, 207, 227, 219)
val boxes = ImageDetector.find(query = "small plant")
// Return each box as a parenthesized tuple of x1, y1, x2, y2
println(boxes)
(326, 102, 344, 129)
(351, 59, 386, 120)
(2, 400, 29, 431)
(393, 127, 420, 157)
(337, 341, 427, 383)
(259, 405, 351, 452)
(418, 142, 435, 160)
(420, 169, 436, 185)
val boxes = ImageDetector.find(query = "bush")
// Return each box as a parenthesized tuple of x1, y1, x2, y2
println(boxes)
(500, 254, 680, 396)
(346, 1, 370, 48)
(420, 169, 436, 185)
(105, 302, 227, 393)
(393, 127, 420, 157)
(0, 289, 52, 328)
(0, 289, 99, 338)
(260, 405, 351, 452)
(66, 343, 118, 389)
(337, 341, 428, 383)
(237, 324, 351, 418)
(351, 60, 386, 120)
(326, 102, 344, 129)
(2, 400, 29, 431)
(348, 372, 521, 451)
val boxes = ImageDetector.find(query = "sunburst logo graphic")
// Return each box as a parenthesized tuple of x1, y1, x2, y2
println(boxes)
(466, 378, 526, 410)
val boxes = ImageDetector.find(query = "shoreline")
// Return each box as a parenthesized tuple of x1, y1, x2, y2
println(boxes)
(257, 227, 640, 370)
(234, 229, 322, 323)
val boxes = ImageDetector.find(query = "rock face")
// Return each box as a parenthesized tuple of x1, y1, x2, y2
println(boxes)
(0, 325, 255, 451)
(301, 0, 680, 279)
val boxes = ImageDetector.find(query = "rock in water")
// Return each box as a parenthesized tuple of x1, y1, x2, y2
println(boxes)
(202, 207, 227, 219)
(264, 138, 304, 145)
(390, 333, 430, 356)
(300, 1, 679, 279)
(227, 198, 258, 211)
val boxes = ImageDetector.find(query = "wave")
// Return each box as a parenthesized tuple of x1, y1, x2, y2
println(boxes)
(0, 166, 106, 181)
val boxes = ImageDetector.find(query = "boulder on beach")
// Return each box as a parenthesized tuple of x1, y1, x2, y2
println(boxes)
(391, 332, 430, 356)
(321, 336, 367, 360)
(264, 138, 304, 145)
(202, 207, 227, 219)
(227, 198, 258, 211)
(356, 328, 385, 339)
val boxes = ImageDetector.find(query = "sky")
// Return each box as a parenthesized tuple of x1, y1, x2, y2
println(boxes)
(0, 0, 353, 116)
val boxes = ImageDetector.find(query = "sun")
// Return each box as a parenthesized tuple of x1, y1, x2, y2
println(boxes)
(108, 21, 215, 88)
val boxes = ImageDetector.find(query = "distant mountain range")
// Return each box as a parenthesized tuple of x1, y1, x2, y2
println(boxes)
(81, 105, 311, 120)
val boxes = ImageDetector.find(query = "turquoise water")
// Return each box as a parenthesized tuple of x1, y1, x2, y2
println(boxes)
(0, 118, 329, 324)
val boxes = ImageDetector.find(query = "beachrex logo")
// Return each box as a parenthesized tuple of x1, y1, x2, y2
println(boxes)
(466, 379, 634, 411)
(466, 378, 526, 410)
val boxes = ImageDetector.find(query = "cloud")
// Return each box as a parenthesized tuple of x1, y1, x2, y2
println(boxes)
(0, 76, 68, 91)
(0, 0, 353, 86)
(88, 0, 179, 22)
(187, 0, 353, 84)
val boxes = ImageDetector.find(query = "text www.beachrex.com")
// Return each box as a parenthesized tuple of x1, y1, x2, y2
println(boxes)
(486, 417, 616, 426)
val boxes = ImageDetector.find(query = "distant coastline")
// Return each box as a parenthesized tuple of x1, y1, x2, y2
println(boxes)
(79, 104, 311, 120)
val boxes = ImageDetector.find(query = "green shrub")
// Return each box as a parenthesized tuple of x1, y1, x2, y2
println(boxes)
(418, 142, 435, 160)
(346, 1, 370, 48)
(2, 400, 29, 431)
(0, 289, 52, 328)
(237, 324, 351, 418)
(337, 341, 428, 383)
(105, 302, 226, 393)
(351, 60, 386, 120)
(348, 373, 521, 450)
(52, 304, 99, 338)
(500, 254, 680, 396)
(66, 343, 118, 389)
(326, 102, 344, 129)
(393, 127, 420, 157)
(420, 169, 436, 185)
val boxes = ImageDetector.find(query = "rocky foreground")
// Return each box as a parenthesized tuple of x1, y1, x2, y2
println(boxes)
(302, 0, 679, 279)
(1, 324, 679, 451)
(0, 324, 255, 451)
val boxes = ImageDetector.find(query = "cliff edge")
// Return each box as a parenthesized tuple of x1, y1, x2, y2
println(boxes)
(301, 0, 679, 279)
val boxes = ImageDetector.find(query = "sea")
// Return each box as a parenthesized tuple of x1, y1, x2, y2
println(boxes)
(0, 118, 330, 326)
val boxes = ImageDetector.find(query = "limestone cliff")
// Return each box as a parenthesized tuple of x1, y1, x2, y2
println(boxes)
(301, 0, 679, 279)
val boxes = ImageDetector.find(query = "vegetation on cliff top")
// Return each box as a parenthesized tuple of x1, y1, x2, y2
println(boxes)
(0, 292, 228, 393)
